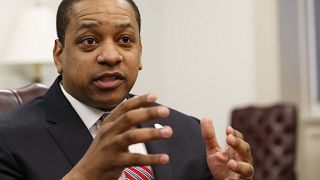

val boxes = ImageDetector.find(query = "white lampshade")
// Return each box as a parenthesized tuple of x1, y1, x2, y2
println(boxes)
(1, 2, 56, 65)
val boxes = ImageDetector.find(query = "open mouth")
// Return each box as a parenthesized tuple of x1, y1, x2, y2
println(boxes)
(94, 72, 125, 90)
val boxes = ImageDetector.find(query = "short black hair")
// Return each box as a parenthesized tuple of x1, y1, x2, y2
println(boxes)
(56, 0, 141, 46)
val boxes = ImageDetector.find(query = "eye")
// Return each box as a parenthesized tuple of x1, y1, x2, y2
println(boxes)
(81, 37, 97, 46)
(118, 35, 134, 46)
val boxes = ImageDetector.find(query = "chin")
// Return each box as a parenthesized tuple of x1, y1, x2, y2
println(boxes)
(95, 94, 127, 109)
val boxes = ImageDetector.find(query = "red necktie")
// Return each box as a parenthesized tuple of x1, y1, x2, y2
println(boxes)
(124, 166, 155, 180)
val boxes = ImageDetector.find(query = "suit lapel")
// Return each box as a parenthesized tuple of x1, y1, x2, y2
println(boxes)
(46, 117, 93, 166)
(140, 120, 174, 180)
(44, 77, 93, 166)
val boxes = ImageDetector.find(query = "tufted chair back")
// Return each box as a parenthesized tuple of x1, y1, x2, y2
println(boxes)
(0, 83, 48, 113)
(231, 104, 297, 180)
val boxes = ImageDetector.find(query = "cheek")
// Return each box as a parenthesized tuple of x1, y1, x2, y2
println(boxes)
(69, 51, 95, 68)
(126, 50, 141, 67)
(126, 59, 141, 85)
(127, 57, 141, 75)
(62, 54, 94, 81)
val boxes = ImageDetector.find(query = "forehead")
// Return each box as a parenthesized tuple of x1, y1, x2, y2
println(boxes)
(69, 0, 137, 27)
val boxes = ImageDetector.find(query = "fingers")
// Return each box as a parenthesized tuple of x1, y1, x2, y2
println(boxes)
(227, 159, 254, 179)
(226, 135, 252, 164)
(224, 126, 254, 179)
(115, 126, 173, 148)
(113, 106, 170, 134)
(226, 126, 252, 164)
(103, 126, 172, 169)
(77, 94, 172, 178)
(107, 93, 158, 122)
(101, 93, 170, 135)
(227, 126, 244, 139)
(114, 153, 169, 168)
(200, 118, 220, 154)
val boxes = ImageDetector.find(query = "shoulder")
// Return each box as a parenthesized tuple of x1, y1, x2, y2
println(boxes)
(164, 106, 202, 141)
(0, 96, 51, 179)
(145, 100, 203, 144)
(154, 105, 209, 179)
(0, 95, 51, 156)
(0, 96, 46, 135)
(145, 100, 201, 129)
(166, 107, 200, 126)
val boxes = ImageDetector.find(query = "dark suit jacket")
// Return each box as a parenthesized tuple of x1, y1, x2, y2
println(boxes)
(0, 77, 212, 180)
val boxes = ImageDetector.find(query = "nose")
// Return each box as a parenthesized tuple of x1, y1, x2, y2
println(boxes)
(96, 42, 123, 66)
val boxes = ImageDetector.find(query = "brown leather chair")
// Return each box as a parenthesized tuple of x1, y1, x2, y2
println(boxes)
(231, 104, 297, 180)
(0, 83, 48, 113)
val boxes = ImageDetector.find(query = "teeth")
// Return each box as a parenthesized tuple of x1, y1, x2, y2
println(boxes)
(101, 76, 116, 81)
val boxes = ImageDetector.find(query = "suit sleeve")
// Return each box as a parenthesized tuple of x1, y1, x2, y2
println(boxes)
(197, 169, 214, 180)
(0, 137, 24, 180)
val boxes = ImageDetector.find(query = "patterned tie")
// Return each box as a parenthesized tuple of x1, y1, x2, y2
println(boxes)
(91, 113, 109, 138)
(124, 166, 155, 180)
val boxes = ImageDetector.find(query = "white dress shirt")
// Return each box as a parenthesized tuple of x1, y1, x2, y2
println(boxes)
(59, 84, 148, 179)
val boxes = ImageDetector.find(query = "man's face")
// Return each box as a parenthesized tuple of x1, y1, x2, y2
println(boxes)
(53, 0, 142, 111)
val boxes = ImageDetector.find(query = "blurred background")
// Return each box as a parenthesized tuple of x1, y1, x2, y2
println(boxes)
(0, 0, 319, 179)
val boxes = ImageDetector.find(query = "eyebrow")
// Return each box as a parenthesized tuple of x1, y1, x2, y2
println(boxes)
(76, 22, 101, 33)
(115, 22, 134, 30)
(76, 22, 135, 33)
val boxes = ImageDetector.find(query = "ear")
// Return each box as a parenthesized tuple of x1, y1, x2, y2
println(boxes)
(53, 40, 64, 74)
(139, 60, 143, 70)
(139, 42, 143, 70)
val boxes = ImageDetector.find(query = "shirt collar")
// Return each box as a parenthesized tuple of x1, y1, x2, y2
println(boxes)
(59, 83, 105, 130)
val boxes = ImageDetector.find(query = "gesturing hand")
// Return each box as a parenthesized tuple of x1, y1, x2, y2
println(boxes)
(63, 93, 173, 180)
(200, 118, 254, 180)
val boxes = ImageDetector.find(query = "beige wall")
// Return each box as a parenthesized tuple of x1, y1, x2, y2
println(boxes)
(254, 0, 281, 104)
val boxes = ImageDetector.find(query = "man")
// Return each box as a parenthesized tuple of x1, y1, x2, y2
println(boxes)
(0, 0, 254, 179)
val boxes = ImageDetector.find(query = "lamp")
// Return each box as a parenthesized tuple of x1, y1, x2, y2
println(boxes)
(1, 1, 56, 82)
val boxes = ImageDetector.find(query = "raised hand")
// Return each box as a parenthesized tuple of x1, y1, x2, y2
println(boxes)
(63, 93, 173, 180)
(200, 118, 254, 180)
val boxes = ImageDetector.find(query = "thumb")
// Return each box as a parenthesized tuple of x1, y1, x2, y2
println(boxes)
(200, 117, 220, 153)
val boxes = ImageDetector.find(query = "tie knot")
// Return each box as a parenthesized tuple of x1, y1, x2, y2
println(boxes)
(96, 112, 109, 130)
(99, 112, 109, 121)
